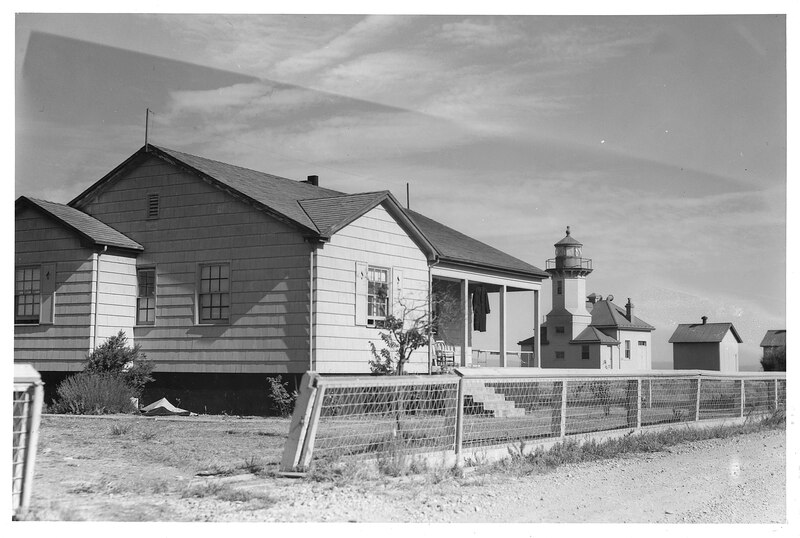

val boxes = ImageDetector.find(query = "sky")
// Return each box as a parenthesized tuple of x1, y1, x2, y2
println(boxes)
(13, 9, 789, 370)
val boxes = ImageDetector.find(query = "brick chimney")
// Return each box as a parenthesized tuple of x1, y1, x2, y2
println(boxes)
(306, 175, 319, 186)
(701, 315, 708, 325)
(625, 298, 634, 321)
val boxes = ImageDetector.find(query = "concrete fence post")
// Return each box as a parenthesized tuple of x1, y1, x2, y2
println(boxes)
(740, 379, 745, 418)
(299, 384, 327, 470)
(560, 379, 568, 437)
(455, 377, 465, 460)
(774, 378, 779, 410)
(636, 379, 642, 429)
(280, 372, 319, 472)
(695, 377, 702, 422)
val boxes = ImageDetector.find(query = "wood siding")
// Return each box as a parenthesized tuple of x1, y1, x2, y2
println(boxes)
(96, 253, 137, 343)
(673, 342, 720, 371)
(79, 157, 312, 374)
(14, 206, 95, 370)
(314, 204, 430, 374)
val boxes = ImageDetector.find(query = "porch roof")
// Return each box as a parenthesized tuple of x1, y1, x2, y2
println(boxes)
(404, 209, 548, 279)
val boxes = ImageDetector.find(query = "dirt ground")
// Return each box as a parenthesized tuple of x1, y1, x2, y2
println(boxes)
(21, 414, 791, 524)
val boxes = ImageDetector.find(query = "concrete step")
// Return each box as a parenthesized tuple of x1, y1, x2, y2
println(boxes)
(463, 383, 525, 418)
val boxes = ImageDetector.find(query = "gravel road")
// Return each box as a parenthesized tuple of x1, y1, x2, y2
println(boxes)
(27, 427, 789, 523)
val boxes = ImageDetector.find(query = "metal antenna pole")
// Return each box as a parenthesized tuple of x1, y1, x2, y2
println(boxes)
(145, 108, 150, 149)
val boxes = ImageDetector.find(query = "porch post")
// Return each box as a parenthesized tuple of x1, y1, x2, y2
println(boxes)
(534, 289, 540, 368)
(462, 278, 470, 367)
(499, 285, 507, 367)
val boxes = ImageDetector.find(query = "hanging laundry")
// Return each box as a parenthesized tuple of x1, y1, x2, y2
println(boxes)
(472, 285, 491, 332)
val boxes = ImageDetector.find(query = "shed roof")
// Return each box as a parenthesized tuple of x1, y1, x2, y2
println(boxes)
(669, 322, 743, 344)
(760, 330, 786, 348)
(590, 300, 655, 331)
(16, 196, 143, 252)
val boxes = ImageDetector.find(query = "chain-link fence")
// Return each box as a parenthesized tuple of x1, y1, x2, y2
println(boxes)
(13, 364, 44, 519)
(281, 370, 786, 471)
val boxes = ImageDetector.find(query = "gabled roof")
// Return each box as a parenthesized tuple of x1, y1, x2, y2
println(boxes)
(67, 144, 546, 278)
(669, 322, 743, 344)
(404, 209, 548, 279)
(590, 300, 655, 331)
(571, 326, 620, 345)
(299, 191, 393, 237)
(16, 196, 143, 252)
(760, 330, 786, 348)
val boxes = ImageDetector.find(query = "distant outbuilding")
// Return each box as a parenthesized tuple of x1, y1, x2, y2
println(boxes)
(669, 316, 742, 372)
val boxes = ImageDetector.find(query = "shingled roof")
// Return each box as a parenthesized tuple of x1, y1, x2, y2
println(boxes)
(759, 330, 785, 348)
(68, 145, 547, 279)
(571, 326, 620, 345)
(404, 209, 548, 278)
(590, 300, 655, 331)
(17, 196, 143, 252)
(669, 322, 743, 344)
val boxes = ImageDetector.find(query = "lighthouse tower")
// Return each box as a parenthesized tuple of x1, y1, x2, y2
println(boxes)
(542, 227, 593, 363)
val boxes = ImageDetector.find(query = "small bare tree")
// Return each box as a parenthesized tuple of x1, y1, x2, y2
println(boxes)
(368, 291, 459, 376)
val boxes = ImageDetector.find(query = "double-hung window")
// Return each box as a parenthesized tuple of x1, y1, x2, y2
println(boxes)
(137, 268, 156, 325)
(581, 345, 590, 360)
(199, 264, 230, 323)
(624, 340, 631, 359)
(15, 267, 40, 324)
(366, 266, 389, 328)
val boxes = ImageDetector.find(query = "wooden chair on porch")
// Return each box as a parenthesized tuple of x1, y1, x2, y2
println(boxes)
(433, 339, 456, 370)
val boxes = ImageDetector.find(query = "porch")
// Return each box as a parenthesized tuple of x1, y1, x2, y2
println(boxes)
(430, 265, 543, 371)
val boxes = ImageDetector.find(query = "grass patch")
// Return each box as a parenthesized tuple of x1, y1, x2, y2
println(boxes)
(493, 410, 785, 476)
(182, 481, 275, 509)
(110, 422, 134, 436)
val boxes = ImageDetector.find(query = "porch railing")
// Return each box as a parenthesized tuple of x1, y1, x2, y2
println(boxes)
(471, 349, 537, 368)
(281, 369, 785, 472)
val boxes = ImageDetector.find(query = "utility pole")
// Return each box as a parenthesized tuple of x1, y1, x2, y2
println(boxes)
(145, 108, 151, 149)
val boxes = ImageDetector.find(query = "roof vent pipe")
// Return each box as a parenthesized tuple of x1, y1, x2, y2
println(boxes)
(307, 175, 319, 186)
(701, 315, 708, 325)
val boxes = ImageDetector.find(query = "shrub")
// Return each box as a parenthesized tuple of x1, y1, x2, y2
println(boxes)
(84, 331, 154, 396)
(760, 346, 786, 372)
(53, 372, 137, 415)
(266, 375, 297, 417)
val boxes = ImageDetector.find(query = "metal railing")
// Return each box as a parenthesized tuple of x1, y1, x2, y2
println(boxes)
(13, 364, 44, 519)
(280, 369, 785, 471)
(471, 349, 537, 368)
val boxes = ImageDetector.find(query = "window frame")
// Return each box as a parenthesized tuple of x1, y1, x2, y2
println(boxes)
(136, 267, 157, 326)
(555, 351, 565, 360)
(638, 340, 647, 346)
(366, 265, 390, 328)
(555, 326, 565, 334)
(624, 340, 631, 359)
(197, 262, 231, 325)
(15, 266, 41, 325)
(581, 345, 590, 360)
(556, 280, 563, 295)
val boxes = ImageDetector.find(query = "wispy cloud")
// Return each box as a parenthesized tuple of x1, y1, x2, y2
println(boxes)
(271, 15, 417, 80)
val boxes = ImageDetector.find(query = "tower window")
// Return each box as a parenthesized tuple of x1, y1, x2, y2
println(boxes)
(556, 281, 562, 295)
(147, 194, 160, 219)
(555, 326, 565, 334)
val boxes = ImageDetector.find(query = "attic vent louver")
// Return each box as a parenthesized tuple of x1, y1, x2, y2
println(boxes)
(147, 194, 160, 219)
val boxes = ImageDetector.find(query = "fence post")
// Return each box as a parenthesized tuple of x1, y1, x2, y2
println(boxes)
(636, 379, 642, 429)
(695, 377, 702, 422)
(21, 383, 43, 513)
(455, 377, 465, 460)
(560, 379, 568, 437)
(740, 379, 745, 418)
(774, 378, 779, 410)
(280, 372, 319, 472)
(298, 383, 327, 470)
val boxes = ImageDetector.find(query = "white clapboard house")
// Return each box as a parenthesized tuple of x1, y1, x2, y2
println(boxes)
(15, 145, 548, 408)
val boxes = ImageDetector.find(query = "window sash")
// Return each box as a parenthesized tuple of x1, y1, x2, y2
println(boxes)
(136, 269, 156, 325)
(581, 345, 590, 360)
(366, 266, 389, 323)
(199, 264, 230, 322)
(15, 267, 40, 323)
(625, 340, 631, 359)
